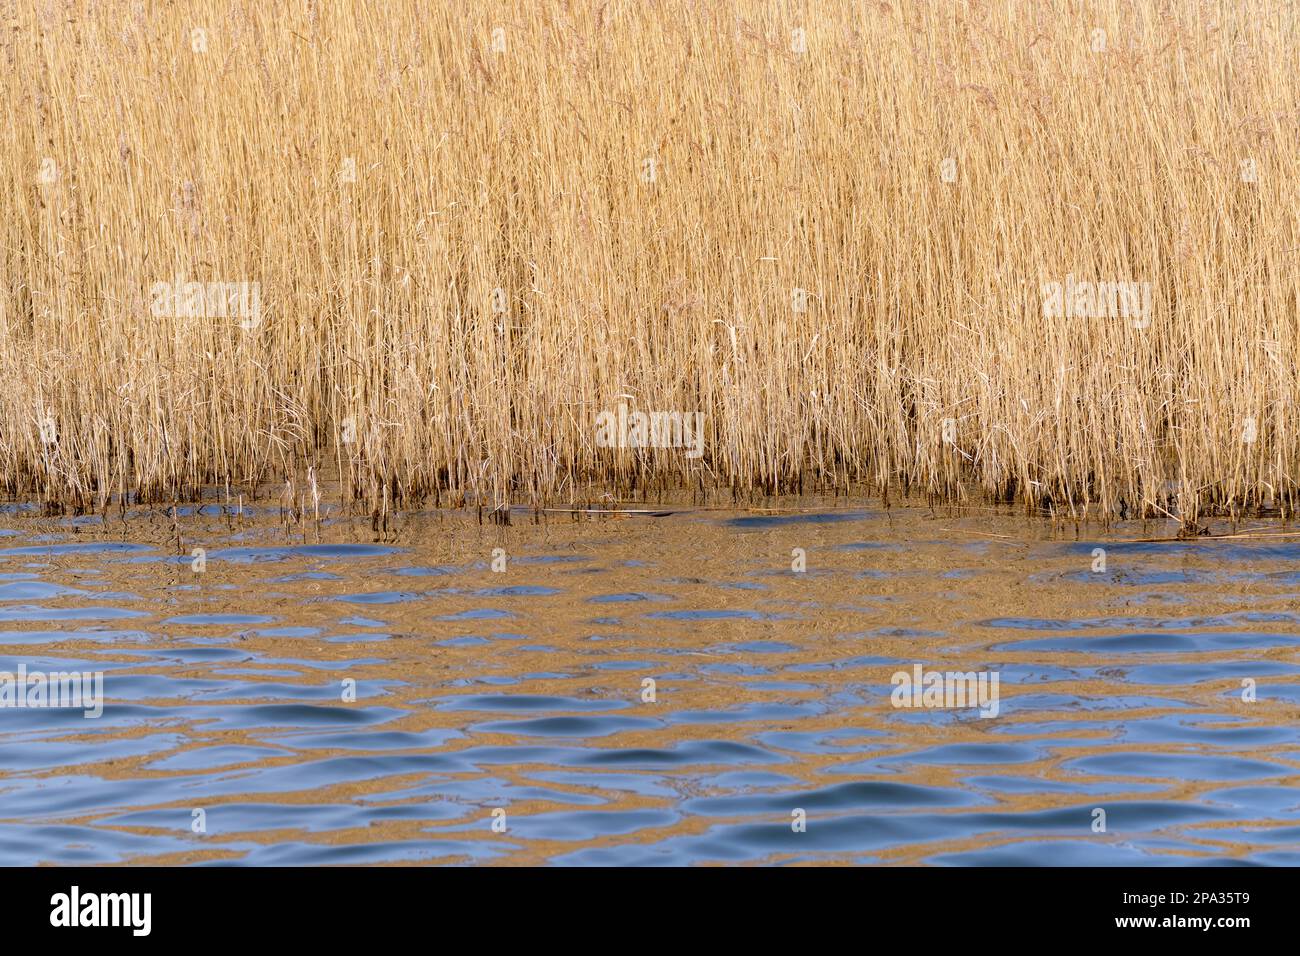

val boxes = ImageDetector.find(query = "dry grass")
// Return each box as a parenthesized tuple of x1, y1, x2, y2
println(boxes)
(2, 0, 1298, 523)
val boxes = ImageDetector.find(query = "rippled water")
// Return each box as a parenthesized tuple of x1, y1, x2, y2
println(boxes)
(0, 502, 1297, 865)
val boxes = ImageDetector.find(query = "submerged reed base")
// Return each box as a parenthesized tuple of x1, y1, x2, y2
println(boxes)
(3, 1, 1298, 524)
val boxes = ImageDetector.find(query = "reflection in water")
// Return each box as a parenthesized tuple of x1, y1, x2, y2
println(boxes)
(0, 504, 1297, 865)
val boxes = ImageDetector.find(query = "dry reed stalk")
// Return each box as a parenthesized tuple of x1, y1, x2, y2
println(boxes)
(1, 1, 1297, 525)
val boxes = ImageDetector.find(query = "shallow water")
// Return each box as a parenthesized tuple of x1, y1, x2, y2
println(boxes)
(0, 502, 1297, 865)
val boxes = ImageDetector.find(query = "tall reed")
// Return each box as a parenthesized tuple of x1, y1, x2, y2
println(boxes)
(3, 1, 1297, 522)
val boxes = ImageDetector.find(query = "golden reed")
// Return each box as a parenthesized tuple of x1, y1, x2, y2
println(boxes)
(3, 1, 1297, 523)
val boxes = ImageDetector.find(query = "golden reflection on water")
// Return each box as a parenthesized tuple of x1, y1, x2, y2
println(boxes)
(0, 502, 1297, 865)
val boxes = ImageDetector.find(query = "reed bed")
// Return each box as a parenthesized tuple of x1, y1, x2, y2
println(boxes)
(2, 0, 1297, 523)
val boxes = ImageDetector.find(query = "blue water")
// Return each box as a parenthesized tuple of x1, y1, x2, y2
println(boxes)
(0, 506, 1296, 865)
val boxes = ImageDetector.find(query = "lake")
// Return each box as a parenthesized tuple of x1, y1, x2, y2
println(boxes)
(0, 500, 1296, 865)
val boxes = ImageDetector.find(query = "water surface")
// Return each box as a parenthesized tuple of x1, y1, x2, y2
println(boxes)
(0, 503, 1297, 865)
